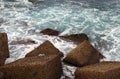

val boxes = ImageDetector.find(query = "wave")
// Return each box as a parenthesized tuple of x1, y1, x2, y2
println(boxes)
(0, 0, 120, 78)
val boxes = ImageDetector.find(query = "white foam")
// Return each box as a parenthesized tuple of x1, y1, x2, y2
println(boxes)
(1, 0, 120, 79)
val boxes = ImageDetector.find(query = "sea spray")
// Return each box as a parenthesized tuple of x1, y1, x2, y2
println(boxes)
(0, 0, 120, 78)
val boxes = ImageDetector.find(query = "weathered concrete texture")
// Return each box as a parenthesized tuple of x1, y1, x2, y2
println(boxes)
(0, 33, 9, 58)
(0, 55, 62, 79)
(0, 33, 9, 66)
(26, 40, 63, 57)
(0, 71, 3, 79)
(40, 28, 60, 36)
(63, 40, 101, 67)
(75, 62, 120, 79)
(60, 33, 89, 44)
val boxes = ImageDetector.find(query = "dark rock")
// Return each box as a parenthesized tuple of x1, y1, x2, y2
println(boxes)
(60, 33, 104, 59)
(28, 0, 45, 6)
(26, 40, 63, 57)
(99, 52, 105, 59)
(28, 0, 35, 3)
(63, 40, 102, 67)
(0, 33, 9, 58)
(10, 39, 36, 45)
(60, 33, 89, 44)
(0, 72, 3, 79)
(28, 0, 44, 5)
(0, 58, 6, 66)
(40, 28, 60, 36)
(0, 33, 9, 66)
(0, 55, 62, 79)
(75, 62, 120, 79)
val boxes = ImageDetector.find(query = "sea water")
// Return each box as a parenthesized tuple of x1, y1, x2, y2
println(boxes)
(0, 0, 120, 78)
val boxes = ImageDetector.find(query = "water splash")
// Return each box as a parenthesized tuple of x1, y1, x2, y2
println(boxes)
(0, 0, 120, 78)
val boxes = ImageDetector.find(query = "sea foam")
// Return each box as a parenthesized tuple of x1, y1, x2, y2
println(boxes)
(0, 0, 120, 78)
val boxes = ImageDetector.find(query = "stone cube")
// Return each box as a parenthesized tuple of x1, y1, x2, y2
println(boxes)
(60, 33, 89, 44)
(63, 40, 102, 66)
(0, 33, 9, 58)
(0, 55, 62, 79)
(26, 40, 63, 57)
(75, 62, 120, 79)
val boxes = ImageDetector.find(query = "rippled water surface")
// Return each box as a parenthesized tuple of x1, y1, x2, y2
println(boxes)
(0, 0, 120, 78)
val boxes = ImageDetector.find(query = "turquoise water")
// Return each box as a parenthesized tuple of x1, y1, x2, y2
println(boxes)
(0, 0, 120, 78)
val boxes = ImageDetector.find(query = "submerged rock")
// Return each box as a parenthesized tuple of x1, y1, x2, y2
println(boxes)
(75, 62, 120, 79)
(10, 39, 36, 45)
(28, 0, 44, 5)
(63, 40, 102, 67)
(26, 40, 63, 57)
(0, 55, 62, 79)
(40, 28, 60, 36)
(60, 33, 89, 44)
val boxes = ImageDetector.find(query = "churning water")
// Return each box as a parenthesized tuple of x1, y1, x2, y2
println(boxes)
(0, 0, 120, 78)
